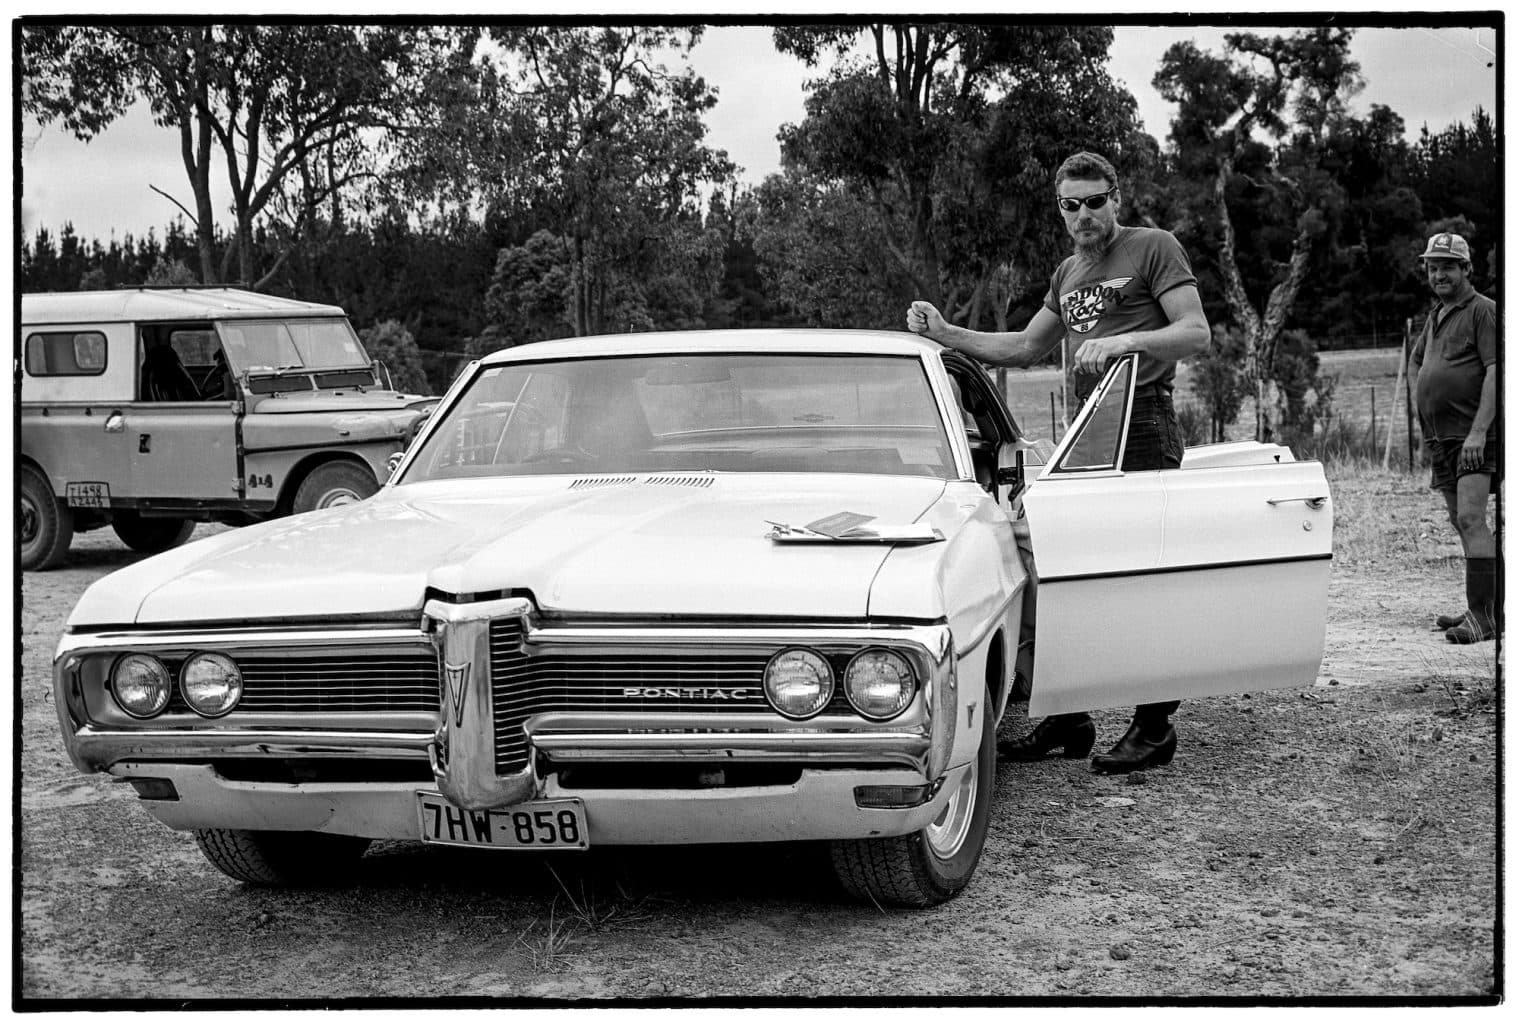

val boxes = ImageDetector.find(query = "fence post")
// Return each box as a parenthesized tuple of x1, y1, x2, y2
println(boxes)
(1049, 392, 1057, 439)
(1384, 336, 1405, 469)
(1404, 318, 1416, 470)
(1370, 385, 1377, 451)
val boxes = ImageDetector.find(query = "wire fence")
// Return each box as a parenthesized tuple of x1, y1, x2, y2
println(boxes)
(997, 338, 1432, 469)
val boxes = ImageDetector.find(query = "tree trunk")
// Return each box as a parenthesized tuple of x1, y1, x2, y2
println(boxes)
(1210, 158, 1315, 443)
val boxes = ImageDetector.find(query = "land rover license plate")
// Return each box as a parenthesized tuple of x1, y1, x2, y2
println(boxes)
(417, 794, 589, 850)
(65, 482, 110, 508)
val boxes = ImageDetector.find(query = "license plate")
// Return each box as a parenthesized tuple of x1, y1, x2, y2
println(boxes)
(65, 482, 110, 508)
(417, 794, 589, 851)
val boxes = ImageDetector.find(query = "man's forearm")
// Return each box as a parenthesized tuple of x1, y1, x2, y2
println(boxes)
(934, 324, 1044, 368)
(1470, 366, 1498, 437)
(1125, 315, 1210, 361)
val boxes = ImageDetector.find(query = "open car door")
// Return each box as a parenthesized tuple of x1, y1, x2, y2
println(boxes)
(1022, 355, 1332, 716)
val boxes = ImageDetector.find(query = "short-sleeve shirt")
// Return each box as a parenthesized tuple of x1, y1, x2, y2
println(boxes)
(1411, 289, 1498, 441)
(1043, 225, 1198, 399)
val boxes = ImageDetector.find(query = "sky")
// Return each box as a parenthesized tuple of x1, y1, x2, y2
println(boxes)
(14, 20, 1500, 243)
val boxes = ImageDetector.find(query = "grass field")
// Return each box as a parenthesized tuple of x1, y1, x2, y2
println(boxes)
(998, 347, 1418, 465)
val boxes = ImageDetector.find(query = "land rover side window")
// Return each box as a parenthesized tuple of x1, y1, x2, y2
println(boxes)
(138, 325, 212, 402)
(1052, 355, 1134, 474)
(25, 331, 107, 376)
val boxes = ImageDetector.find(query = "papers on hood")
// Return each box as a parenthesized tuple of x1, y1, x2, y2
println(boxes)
(765, 511, 944, 545)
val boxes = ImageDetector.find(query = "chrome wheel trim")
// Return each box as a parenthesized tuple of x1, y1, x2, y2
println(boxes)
(317, 487, 364, 508)
(924, 756, 977, 858)
(20, 493, 40, 545)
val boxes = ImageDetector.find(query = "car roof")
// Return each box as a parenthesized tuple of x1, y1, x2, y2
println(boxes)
(21, 288, 347, 325)
(480, 329, 942, 364)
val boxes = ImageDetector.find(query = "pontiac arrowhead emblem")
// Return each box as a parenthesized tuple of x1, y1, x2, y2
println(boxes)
(444, 661, 471, 728)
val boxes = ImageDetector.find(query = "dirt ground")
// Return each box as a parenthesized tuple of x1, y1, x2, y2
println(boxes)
(14, 462, 1500, 1003)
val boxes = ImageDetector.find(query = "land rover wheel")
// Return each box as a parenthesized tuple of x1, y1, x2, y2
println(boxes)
(193, 828, 371, 886)
(20, 464, 74, 571)
(112, 512, 194, 553)
(830, 685, 996, 908)
(291, 461, 378, 514)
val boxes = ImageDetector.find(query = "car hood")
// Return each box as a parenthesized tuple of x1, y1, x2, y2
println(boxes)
(246, 389, 434, 414)
(71, 474, 953, 626)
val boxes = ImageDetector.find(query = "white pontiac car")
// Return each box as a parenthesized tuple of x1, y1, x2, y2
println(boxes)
(53, 330, 1332, 907)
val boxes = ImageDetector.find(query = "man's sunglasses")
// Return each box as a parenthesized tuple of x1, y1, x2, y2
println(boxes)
(1056, 187, 1117, 213)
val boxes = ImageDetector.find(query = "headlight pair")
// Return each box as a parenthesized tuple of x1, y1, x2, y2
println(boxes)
(763, 647, 916, 721)
(111, 652, 242, 719)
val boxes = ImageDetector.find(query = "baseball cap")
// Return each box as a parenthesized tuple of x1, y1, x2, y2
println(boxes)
(1418, 232, 1471, 261)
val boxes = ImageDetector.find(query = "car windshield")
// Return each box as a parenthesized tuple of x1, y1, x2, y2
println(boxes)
(216, 318, 370, 374)
(402, 352, 954, 481)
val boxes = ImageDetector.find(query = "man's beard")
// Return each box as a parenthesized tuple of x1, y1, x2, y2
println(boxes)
(1074, 221, 1117, 262)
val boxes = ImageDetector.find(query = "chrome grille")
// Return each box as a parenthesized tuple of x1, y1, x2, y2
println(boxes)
(490, 621, 833, 775)
(169, 650, 441, 714)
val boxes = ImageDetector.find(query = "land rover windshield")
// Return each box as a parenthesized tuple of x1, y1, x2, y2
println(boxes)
(402, 353, 955, 481)
(217, 318, 374, 392)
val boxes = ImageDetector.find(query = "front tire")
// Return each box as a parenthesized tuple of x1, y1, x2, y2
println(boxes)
(291, 461, 378, 514)
(111, 512, 194, 553)
(20, 464, 73, 571)
(193, 829, 371, 886)
(830, 685, 997, 908)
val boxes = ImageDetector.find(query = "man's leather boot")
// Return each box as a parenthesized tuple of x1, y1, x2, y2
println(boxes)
(997, 712, 1096, 762)
(1447, 557, 1499, 643)
(1091, 716, 1176, 774)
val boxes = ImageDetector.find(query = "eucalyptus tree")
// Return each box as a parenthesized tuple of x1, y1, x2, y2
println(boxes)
(22, 23, 475, 287)
(772, 23, 1146, 330)
(424, 26, 736, 339)
(1154, 27, 1363, 441)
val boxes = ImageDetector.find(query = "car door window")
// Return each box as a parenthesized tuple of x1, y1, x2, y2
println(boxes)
(1045, 354, 1135, 474)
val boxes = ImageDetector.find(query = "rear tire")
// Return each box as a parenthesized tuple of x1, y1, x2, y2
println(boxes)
(193, 829, 371, 886)
(830, 685, 997, 908)
(20, 464, 73, 571)
(111, 512, 194, 553)
(291, 461, 378, 514)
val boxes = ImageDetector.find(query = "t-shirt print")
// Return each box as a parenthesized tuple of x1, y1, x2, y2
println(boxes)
(1059, 276, 1134, 334)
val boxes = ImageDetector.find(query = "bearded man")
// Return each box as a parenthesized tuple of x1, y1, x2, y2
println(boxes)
(906, 150, 1209, 774)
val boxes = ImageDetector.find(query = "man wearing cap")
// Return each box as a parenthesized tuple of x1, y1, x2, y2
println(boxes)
(1408, 231, 1500, 643)
(905, 150, 1210, 773)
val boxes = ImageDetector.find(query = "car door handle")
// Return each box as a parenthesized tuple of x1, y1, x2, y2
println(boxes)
(104, 411, 125, 433)
(1266, 495, 1327, 509)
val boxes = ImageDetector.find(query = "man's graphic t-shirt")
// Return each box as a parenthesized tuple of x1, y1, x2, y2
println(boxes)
(1042, 225, 1197, 399)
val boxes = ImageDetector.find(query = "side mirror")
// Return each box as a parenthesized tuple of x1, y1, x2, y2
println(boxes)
(386, 450, 405, 479)
(994, 448, 1025, 491)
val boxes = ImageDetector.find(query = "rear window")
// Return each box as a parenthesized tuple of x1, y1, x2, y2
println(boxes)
(25, 332, 108, 376)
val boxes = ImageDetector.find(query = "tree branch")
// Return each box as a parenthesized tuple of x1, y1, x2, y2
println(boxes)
(148, 184, 199, 226)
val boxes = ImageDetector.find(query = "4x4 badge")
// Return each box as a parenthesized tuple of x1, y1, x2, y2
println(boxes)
(444, 662, 470, 727)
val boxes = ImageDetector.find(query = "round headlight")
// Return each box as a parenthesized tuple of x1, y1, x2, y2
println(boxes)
(844, 648, 916, 720)
(180, 652, 243, 717)
(763, 648, 834, 719)
(112, 654, 172, 718)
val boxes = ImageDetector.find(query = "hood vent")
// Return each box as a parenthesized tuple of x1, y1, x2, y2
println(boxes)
(568, 476, 638, 490)
(643, 475, 714, 488)
(568, 474, 714, 490)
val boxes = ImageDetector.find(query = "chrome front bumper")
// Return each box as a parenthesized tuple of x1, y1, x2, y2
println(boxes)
(109, 759, 972, 844)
